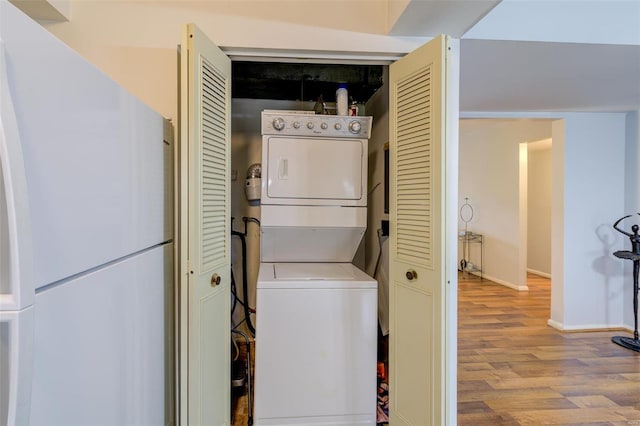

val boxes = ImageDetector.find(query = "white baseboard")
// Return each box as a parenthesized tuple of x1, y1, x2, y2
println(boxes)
(547, 319, 564, 330)
(480, 272, 528, 291)
(548, 318, 633, 333)
(527, 268, 551, 279)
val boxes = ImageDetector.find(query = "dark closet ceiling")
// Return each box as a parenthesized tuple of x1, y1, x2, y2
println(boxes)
(231, 62, 384, 104)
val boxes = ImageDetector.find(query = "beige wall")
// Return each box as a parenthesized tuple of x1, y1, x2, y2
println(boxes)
(41, 1, 425, 124)
(364, 71, 390, 277)
(527, 141, 552, 276)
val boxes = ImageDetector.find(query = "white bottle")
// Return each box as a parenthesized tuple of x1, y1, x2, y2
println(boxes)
(336, 83, 348, 116)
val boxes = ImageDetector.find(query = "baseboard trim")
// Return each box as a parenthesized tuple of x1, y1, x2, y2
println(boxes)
(527, 268, 551, 279)
(548, 319, 633, 333)
(480, 272, 528, 291)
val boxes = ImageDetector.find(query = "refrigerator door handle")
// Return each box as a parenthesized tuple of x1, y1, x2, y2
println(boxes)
(0, 41, 34, 312)
(0, 308, 34, 426)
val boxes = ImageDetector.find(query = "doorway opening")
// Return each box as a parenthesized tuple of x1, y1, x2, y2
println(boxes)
(458, 118, 555, 291)
(524, 138, 553, 281)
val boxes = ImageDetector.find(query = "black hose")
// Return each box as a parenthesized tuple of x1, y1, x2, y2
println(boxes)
(231, 268, 238, 317)
(232, 230, 255, 336)
(231, 217, 258, 336)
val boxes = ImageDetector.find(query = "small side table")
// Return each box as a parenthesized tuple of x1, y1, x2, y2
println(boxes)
(458, 231, 483, 280)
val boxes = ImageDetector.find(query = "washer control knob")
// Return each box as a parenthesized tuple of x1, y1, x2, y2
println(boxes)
(272, 117, 285, 131)
(292, 121, 301, 129)
(334, 122, 342, 130)
(321, 122, 328, 130)
(349, 120, 362, 134)
(307, 122, 314, 129)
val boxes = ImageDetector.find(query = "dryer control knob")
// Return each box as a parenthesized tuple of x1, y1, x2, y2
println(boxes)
(307, 122, 315, 129)
(334, 122, 342, 130)
(272, 117, 285, 131)
(293, 121, 301, 129)
(349, 120, 362, 134)
(321, 122, 328, 130)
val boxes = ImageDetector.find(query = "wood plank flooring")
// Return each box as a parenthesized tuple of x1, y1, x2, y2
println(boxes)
(231, 338, 253, 426)
(232, 273, 640, 425)
(458, 273, 640, 425)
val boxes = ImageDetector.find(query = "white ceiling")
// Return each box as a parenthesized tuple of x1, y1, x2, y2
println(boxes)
(395, 0, 640, 113)
(460, 39, 640, 112)
(388, 0, 501, 37)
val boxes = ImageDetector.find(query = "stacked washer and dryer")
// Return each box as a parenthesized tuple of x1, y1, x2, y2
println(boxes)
(254, 110, 378, 425)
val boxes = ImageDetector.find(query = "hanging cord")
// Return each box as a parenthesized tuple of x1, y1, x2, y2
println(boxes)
(231, 269, 250, 332)
(368, 182, 382, 196)
(231, 267, 252, 330)
(244, 216, 261, 226)
(231, 336, 240, 362)
(231, 268, 238, 318)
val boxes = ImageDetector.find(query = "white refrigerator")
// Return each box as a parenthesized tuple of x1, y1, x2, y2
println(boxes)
(0, 2, 174, 425)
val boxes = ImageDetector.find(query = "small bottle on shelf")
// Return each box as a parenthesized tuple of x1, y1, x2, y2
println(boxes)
(336, 83, 348, 116)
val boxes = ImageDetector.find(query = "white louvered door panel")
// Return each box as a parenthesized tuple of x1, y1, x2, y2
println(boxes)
(389, 35, 453, 426)
(396, 66, 433, 269)
(180, 24, 231, 426)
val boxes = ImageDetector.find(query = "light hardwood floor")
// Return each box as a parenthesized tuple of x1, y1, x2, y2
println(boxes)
(458, 273, 640, 425)
(232, 273, 640, 425)
(231, 338, 253, 426)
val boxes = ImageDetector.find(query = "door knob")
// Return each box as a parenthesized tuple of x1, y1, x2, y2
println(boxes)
(406, 270, 418, 280)
(211, 273, 221, 287)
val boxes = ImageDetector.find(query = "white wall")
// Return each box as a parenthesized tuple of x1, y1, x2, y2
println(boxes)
(458, 119, 551, 290)
(556, 113, 627, 330)
(623, 111, 640, 330)
(550, 119, 565, 328)
(527, 140, 552, 276)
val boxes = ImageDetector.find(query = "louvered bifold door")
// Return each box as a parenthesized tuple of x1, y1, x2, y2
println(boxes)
(396, 66, 434, 269)
(180, 23, 231, 426)
(389, 35, 449, 426)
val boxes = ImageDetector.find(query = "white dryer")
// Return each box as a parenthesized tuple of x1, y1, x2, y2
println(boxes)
(254, 111, 377, 425)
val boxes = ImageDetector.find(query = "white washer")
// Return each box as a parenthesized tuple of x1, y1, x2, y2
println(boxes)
(254, 263, 377, 425)
(254, 111, 377, 425)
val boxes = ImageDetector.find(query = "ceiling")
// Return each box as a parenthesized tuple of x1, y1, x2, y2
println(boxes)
(460, 39, 640, 112)
(437, 0, 640, 113)
(18, 0, 639, 113)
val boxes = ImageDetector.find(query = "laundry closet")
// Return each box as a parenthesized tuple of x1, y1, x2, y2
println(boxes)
(227, 61, 390, 424)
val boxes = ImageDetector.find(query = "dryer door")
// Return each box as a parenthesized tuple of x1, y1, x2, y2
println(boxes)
(263, 136, 367, 206)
